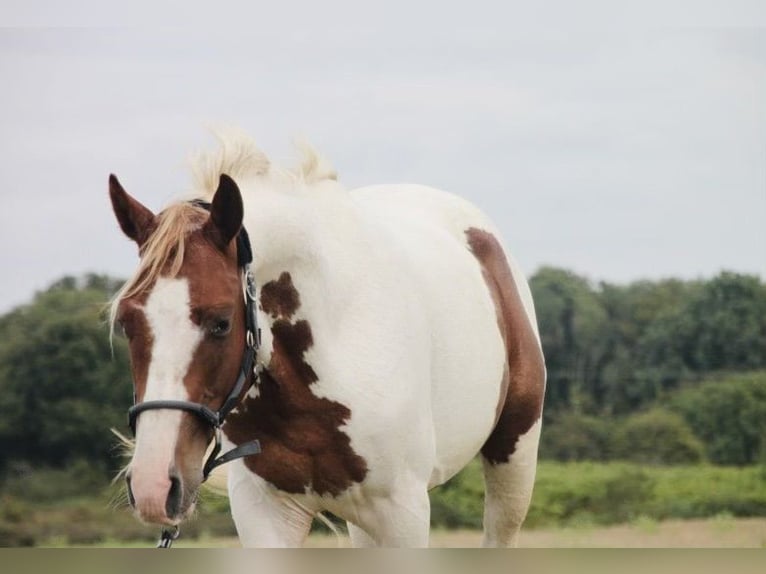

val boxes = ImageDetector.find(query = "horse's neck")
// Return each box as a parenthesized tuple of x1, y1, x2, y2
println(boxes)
(244, 185, 358, 316)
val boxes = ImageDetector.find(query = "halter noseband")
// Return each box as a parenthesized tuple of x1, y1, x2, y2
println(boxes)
(127, 200, 262, 481)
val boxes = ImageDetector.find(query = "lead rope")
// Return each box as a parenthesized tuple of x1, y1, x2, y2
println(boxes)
(158, 526, 180, 548)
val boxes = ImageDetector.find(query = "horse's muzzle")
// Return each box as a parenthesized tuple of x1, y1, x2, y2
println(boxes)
(126, 470, 183, 525)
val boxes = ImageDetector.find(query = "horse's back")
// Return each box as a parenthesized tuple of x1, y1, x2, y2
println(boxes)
(350, 183, 539, 338)
(349, 184, 543, 486)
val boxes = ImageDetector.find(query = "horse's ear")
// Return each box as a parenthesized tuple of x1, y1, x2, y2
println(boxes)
(109, 174, 157, 248)
(204, 174, 243, 251)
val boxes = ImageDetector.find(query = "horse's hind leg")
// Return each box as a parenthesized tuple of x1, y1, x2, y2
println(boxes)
(464, 225, 546, 546)
(480, 418, 542, 547)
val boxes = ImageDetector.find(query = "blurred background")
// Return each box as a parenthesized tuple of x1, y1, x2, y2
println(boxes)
(1, 4, 765, 547)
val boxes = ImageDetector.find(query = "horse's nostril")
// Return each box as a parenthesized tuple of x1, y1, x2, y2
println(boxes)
(125, 474, 136, 507)
(166, 474, 182, 519)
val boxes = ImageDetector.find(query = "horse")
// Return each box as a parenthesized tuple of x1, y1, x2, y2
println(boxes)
(108, 130, 546, 547)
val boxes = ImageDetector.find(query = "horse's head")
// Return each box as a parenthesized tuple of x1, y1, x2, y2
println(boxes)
(109, 173, 249, 525)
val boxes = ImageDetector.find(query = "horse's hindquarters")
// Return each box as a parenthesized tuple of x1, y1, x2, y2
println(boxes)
(351, 184, 543, 488)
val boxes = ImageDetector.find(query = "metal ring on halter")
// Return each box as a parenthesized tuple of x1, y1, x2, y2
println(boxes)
(245, 268, 257, 300)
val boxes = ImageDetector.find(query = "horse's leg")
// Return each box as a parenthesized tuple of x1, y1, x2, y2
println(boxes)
(228, 469, 314, 547)
(480, 419, 542, 547)
(352, 484, 431, 547)
(347, 522, 377, 547)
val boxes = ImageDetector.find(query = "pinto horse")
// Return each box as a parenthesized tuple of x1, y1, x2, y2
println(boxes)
(109, 131, 545, 547)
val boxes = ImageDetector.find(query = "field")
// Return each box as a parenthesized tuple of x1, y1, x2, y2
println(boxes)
(57, 517, 766, 548)
(307, 518, 766, 548)
(450, 518, 766, 548)
(9, 461, 766, 548)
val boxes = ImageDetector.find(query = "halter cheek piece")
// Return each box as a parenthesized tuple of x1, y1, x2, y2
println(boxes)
(126, 200, 262, 485)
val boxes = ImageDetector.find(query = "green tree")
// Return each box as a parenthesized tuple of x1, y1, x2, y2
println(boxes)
(529, 267, 609, 415)
(0, 276, 131, 474)
(538, 413, 612, 462)
(599, 279, 701, 413)
(671, 372, 766, 465)
(532, 270, 766, 418)
(680, 273, 766, 372)
(625, 273, 766, 415)
(610, 408, 706, 465)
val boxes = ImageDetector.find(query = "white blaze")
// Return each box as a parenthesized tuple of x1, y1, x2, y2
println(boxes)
(131, 277, 203, 479)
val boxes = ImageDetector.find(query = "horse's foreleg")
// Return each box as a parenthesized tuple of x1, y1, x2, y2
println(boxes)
(347, 522, 378, 547)
(228, 469, 314, 548)
(351, 483, 431, 547)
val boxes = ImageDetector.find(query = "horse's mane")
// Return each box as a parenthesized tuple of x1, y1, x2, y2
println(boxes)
(190, 128, 337, 197)
(109, 128, 337, 334)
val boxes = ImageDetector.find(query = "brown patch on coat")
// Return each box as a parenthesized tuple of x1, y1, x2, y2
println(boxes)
(222, 272, 368, 496)
(181, 236, 248, 409)
(119, 224, 249, 414)
(115, 298, 154, 402)
(465, 227, 546, 465)
(259, 272, 301, 319)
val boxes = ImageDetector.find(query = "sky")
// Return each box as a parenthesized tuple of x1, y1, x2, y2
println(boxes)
(0, 9, 765, 312)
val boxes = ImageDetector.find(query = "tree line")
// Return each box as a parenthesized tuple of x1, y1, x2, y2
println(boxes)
(0, 275, 131, 476)
(0, 268, 765, 478)
(531, 267, 766, 465)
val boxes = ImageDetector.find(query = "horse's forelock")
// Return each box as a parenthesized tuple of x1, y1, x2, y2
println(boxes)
(109, 203, 208, 335)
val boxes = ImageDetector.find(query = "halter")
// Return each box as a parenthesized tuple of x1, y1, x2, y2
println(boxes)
(127, 200, 262, 483)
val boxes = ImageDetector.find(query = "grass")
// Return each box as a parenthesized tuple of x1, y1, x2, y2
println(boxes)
(8, 461, 766, 547)
(47, 518, 766, 548)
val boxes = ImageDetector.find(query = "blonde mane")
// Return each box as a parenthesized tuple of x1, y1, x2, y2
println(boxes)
(293, 139, 338, 184)
(189, 128, 271, 195)
(190, 128, 337, 196)
(110, 128, 338, 333)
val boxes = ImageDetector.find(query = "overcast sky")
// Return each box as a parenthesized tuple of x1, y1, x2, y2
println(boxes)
(1, 15, 764, 312)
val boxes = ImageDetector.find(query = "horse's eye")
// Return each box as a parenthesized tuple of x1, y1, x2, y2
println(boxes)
(209, 318, 231, 338)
